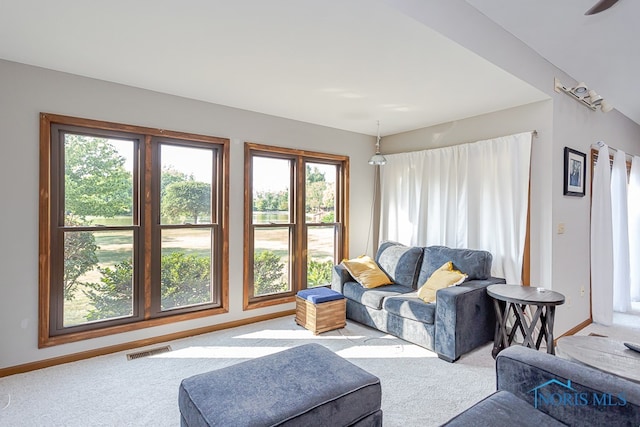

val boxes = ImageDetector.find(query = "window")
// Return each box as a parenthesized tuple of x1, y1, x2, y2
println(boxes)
(39, 113, 229, 347)
(591, 148, 632, 177)
(244, 143, 349, 309)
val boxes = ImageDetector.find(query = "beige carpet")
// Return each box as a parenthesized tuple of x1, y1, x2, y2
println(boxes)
(5, 314, 637, 426)
(0, 317, 497, 427)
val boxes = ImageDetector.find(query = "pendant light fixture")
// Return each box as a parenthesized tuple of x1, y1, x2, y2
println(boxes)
(368, 120, 387, 166)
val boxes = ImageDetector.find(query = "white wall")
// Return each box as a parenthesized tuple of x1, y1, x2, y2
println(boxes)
(0, 59, 375, 369)
(385, 0, 640, 335)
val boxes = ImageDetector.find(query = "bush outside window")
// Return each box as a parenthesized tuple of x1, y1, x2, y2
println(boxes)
(244, 143, 349, 309)
(39, 113, 229, 347)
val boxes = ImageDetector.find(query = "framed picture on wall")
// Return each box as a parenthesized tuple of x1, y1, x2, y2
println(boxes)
(564, 147, 586, 197)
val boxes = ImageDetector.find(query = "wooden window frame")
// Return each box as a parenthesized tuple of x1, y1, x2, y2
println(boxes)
(243, 143, 349, 310)
(590, 148, 632, 179)
(39, 113, 230, 347)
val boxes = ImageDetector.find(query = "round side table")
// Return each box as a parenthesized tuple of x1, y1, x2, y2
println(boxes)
(487, 284, 565, 358)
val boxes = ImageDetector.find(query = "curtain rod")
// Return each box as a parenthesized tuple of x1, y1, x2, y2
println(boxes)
(592, 141, 635, 162)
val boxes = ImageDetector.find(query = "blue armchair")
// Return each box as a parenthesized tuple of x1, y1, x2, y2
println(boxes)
(443, 345, 640, 426)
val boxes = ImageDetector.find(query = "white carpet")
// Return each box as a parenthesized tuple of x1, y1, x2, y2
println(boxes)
(0, 317, 497, 427)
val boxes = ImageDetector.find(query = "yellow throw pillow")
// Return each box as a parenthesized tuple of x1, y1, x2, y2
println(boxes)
(417, 261, 467, 303)
(342, 255, 393, 289)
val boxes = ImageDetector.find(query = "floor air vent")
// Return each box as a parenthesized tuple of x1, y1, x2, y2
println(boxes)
(126, 345, 172, 360)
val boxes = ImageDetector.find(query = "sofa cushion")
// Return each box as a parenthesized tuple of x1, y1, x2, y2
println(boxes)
(382, 292, 436, 324)
(375, 241, 424, 289)
(342, 255, 393, 288)
(417, 261, 467, 303)
(417, 246, 492, 286)
(297, 287, 345, 304)
(442, 390, 565, 427)
(342, 282, 412, 310)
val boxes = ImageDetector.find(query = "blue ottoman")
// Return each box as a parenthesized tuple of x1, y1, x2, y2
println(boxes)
(178, 343, 382, 426)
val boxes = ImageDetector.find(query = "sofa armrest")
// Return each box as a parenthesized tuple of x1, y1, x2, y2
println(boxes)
(434, 277, 504, 362)
(496, 346, 640, 426)
(331, 263, 353, 294)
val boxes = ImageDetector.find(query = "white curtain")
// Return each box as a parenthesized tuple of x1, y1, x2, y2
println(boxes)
(611, 150, 631, 312)
(629, 156, 640, 302)
(379, 132, 532, 284)
(591, 144, 614, 325)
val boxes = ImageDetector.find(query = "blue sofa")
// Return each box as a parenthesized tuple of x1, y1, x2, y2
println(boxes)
(331, 241, 505, 362)
(443, 345, 640, 426)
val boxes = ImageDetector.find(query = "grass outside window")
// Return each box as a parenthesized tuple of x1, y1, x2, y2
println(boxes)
(243, 143, 349, 309)
(39, 113, 229, 347)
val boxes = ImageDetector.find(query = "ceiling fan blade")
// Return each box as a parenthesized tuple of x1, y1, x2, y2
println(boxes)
(585, 0, 620, 15)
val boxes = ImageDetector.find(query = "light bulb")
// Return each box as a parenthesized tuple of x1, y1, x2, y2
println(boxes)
(600, 100, 614, 113)
(573, 83, 588, 97)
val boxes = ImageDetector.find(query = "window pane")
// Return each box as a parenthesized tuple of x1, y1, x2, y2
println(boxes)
(64, 134, 134, 226)
(63, 230, 134, 327)
(161, 228, 212, 310)
(161, 144, 213, 225)
(253, 227, 291, 296)
(252, 157, 291, 224)
(306, 163, 336, 223)
(307, 226, 336, 288)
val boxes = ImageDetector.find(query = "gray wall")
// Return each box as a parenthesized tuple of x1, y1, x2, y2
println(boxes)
(386, 0, 640, 335)
(0, 59, 375, 369)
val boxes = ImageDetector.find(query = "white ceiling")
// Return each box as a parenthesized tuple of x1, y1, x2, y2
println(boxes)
(0, 0, 552, 136)
(465, 0, 640, 127)
(6, 1, 637, 137)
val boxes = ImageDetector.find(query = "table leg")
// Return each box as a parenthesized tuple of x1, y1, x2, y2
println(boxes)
(492, 299, 507, 358)
(513, 303, 538, 349)
(526, 305, 545, 350)
(546, 306, 557, 354)
(536, 307, 548, 350)
(506, 303, 521, 345)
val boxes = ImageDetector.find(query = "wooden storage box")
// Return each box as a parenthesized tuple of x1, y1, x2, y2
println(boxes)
(295, 295, 346, 335)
